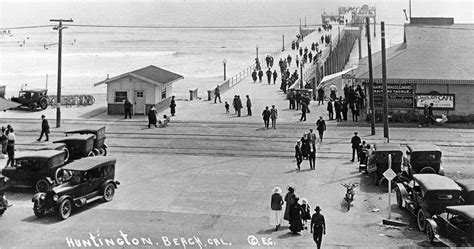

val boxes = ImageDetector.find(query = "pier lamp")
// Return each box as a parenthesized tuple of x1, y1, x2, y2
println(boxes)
(256, 45, 259, 60)
(223, 59, 227, 81)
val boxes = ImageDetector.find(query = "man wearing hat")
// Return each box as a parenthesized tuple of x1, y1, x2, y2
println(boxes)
(294, 140, 303, 170)
(37, 115, 50, 142)
(311, 206, 326, 249)
(350, 131, 361, 162)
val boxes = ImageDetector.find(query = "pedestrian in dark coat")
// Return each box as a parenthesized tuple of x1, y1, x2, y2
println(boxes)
(318, 88, 325, 105)
(236, 95, 242, 117)
(270, 105, 278, 129)
(170, 96, 176, 116)
(284, 186, 296, 221)
(342, 99, 349, 121)
(5, 127, 15, 167)
(214, 85, 221, 103)
(289, 196, 304, 235)
(300, 101, 307, 121)
(334, 100, 342, 122)
(311, 206, 326, 249)
(262, 106, 271, 129)
(351, 131, 361, 162)
(301, 133, 310, 159)
(252, 70, 258, 82)
(327, 101, 334, 120)
(266, 69, 272, 84)
(124, 99, 132, 119)
(270, 187, 284, 231)
(288, 90, 295, 109)
(147, 106, 157, 128)
(246, 95, 252, 116)
(287, 54, 292, 67)
(308, 143, 316, 169)
(258, 70, 263, 82)
(295, 141, 303, 170)
(272, 70, 278, 84)
(299, 47, 303, 56)
(37, 115, 50, 141)
(316, 116, 326, 142)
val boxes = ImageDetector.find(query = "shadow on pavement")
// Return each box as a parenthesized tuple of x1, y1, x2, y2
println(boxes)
(277, 231, 302, 239)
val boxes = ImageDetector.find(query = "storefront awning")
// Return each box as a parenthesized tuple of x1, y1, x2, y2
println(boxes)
(318, 67, 357, 90)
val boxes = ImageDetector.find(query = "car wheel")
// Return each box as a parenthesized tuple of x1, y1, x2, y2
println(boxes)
(33, 201, 46, 218)
(35, 179, 50, 193)
(62, 148, 70, 163)
(93, 148, 100, 156)
(100, 147, 107, 156)
(58, 199, 72, 220)
(426, 222, 435, 243)
(103, 183, 115, 202)
(28, 102, 37, 111)
(87, 151, 95, 157)
(417, 209, 427, 232)
(39, 98, 48, 109)
(396, 188, 403, 208)
(420, 167, 436, 174)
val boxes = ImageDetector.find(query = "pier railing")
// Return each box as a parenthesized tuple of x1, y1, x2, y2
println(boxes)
(207, 64, 255, 101)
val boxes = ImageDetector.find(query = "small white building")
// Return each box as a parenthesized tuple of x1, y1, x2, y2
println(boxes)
(95, 65, 183, 115)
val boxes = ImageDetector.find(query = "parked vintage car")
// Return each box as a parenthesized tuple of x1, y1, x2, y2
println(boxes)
(404, 143, 444, 176)
(456, 179, 474, 205)
(32, 157, 119, 220)
(53, 134, 96, 160)
(1, 150, 67, 192)
(65, 126, 108, 156)
(425, 205, 474, 247)
(366, 143, 403, 185)
(11, 89, 49, 111)
(17, 142, 70, 163)
(395, 174, 462, 231)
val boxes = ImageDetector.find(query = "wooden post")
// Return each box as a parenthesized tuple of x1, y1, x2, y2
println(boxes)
(358, 25, 362, 59)
(366, 17, 376, 135)
(381, 22, 389, 141)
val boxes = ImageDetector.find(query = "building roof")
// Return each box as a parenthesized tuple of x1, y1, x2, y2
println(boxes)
(355, 24, 474, 84)
(94, 65, 184, 87)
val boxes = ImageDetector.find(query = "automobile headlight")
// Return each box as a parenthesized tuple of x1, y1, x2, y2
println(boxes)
(40, 195, 45, 201)
(53, 195, 59, 202)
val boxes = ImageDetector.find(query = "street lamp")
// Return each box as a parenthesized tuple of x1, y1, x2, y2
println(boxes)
(223, 59, 227, 81)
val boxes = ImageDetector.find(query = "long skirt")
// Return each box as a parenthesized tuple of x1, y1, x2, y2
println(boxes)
(269, 210, 283, 226)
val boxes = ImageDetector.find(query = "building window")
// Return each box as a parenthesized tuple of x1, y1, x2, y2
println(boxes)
(136, 91, 144, 98)
(115, 91, 128, 103)
(161, 87, 166, 99)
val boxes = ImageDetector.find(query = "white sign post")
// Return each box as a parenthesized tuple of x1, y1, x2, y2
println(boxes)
(383, 154, 395, 219)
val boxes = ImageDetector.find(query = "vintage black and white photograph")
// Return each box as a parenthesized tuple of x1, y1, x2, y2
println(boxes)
(1, 0, 474, 248)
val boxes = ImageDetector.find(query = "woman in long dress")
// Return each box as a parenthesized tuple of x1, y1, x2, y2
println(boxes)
(289, 196, 304, 234)
(269, 187, 284, 231)
(284, 186, 296, 221)
(147, 106, 157, 128)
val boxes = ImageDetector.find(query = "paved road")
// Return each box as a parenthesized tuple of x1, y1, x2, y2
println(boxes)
(1, 118, 473, 248)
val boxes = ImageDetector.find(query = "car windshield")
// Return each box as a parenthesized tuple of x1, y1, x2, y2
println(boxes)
(412, 152, 440, 161)
(61, 170, 83, 184)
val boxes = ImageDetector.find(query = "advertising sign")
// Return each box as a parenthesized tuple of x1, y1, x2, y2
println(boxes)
(416, 94, 455, 109)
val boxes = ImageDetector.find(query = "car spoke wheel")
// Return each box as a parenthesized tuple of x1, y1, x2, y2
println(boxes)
(28, 102, 36, 111)
(58, 199, 72, 220)
(396, 188, 403, 208)
(103, 183, 115, 202)
(35, 179, 50, 193)
(39, 98, 48, 109)
(100, 147, 107, 156)
(426, 223, 435, 243)
(87, 151, 95, 157)
(62, 148, 70, 163)
(34, 201, 46, 217)
(417, 209, 427, 232)
(93, 148, 100, 156)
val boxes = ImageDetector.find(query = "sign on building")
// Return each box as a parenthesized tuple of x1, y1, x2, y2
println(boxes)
(372, 82, 414, 109)
(416, 94, 455, 110)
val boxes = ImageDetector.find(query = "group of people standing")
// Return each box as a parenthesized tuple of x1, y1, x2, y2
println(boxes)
(227, 95, 253, 117)
(270, 186, 326, 248)
(261, 105, 278, 129)
(326, 84, 365, 122)
(294, 120, 325, 171)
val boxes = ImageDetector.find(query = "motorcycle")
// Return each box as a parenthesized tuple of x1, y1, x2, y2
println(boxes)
(342, 183, 359, 211)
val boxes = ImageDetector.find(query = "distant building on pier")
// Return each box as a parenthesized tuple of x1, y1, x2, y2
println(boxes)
(94, 65, 183, 115)
(355, 18, 474, 121)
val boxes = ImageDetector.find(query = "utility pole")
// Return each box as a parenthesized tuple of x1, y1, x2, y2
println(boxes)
(282, 35, 285, 51)
(409, 0, 412, 23)
(50, 18, 73, 128)
(358, 25, 362, 59)
(223, 59, 227, 81)
(300, 62, 303, 89)
(366, 17, 376, 135)
(381, 22, 389, 141)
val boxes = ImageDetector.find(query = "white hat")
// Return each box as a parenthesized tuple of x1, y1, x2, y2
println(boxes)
(273, 187, 282, 194)
(300, 197, 308, 204)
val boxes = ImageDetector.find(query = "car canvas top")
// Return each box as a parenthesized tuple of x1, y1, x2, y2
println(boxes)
(413, 174, 462, 192)
(445, 205, 474, 221)
(14, 150, 65, 160)
(64, 126, 105, 134)
(374, 143, 402, 152)
(54, 134, 95, 141)
(62, 157, 116, 171)
(407, 143, 442, 152)
(20, 89, 47, 93)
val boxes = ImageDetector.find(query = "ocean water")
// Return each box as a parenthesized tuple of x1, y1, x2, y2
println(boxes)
(0, 0, 472, 98)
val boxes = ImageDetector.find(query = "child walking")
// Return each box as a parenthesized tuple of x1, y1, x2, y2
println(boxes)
(300, 198, 311, 229)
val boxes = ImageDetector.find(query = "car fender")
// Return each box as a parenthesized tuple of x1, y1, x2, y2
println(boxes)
(32, 192, 45, 202)
(101, 179, 119, 190)
(44, 177, 54, 185)
(425, 218, 439, 240)
(395, 183, 409, 207)
(57, 195, 72, 205)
